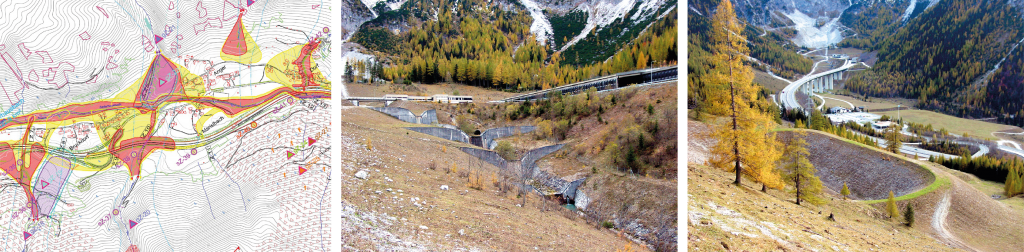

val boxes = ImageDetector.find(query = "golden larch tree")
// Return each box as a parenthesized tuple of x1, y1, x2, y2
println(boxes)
(886, 191, 899, 219)
(706, 0, 783, 189)
(841, 182, 851, 200)
(781, 130, 825, 205)
(884, 123, 902, 154)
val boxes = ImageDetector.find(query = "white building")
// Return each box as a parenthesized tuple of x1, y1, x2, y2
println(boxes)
(825, 112, 881, 125)
(872, 121, 894, 130)
(828, 106, 850, 114)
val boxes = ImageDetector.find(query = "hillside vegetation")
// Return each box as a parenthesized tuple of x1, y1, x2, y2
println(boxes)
(844, 0, 1024, 119)
(836, 1, 905, 49)
(350, 0, 677, 91)
(340, 107, 642, 251)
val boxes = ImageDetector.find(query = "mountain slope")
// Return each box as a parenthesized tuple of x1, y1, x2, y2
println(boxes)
(342, 0, 376, 41)
(844, 0, 1024, 119)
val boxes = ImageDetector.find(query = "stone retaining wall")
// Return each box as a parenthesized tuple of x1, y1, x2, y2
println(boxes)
(406, 127, 470, 143)
(371, 107, 438, 124)
(459, 147, 509, 170)
(419, 109, 437, 124)
(481, 126, 537, 149)
(370, 107, 417, 123)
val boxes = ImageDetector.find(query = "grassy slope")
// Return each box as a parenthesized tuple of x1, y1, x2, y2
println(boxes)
(693, 119, 1024, 251)
(688, 163, 956, 251)
(875, 110, 1020, 140)
(819, 93, 904, 110)
(753, 69, 790, 94)
(340, 107, 639, 251)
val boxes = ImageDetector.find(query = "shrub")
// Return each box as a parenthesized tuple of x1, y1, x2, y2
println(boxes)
(886, 191, 898, 219)
(456, 114, 477, 135)
(904, 204, 915, 227)
(466, 170, 484, 190)
(496, 141, 516, 160)
(535, 120, 554, 140)
(503, 104, 519, 120)
(601, 221, 615, 229)
(491, 173, 499, 188)
(555, 119, 571, 140)
(840, 182, 850, 200)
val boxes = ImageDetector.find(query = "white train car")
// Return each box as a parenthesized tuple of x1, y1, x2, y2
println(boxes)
(383, 94, 409, 100)
(430, 94, 473, 104)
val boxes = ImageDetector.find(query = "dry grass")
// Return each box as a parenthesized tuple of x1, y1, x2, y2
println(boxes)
(340, 106, 639, 251)
(690, 117, 1024, 252)
(345, 82, 518, 102)
(688, 162, 957, 252)
(874, 109, 1020, 140)
(753, 69, 791, 93)
(818, 93, 908, 111)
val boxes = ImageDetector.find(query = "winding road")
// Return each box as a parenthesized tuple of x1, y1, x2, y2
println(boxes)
(819, 95, 855, 109)
(779, 59, 864, 113)
(933, 192, 977, 251)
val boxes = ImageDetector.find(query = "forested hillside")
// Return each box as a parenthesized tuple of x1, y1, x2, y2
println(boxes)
(988, 42, 1024, 127)
(836, 1, 904, 49)
(688, 0, 810, 113)
(558, 0, 678, 66)
(349, 0, 677, 91)
(743, 25, 814, 79)
(844, 0, 1024, 119)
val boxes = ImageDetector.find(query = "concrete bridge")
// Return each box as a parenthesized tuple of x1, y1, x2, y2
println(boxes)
(345, 96, 398, 106)
(494, 65, 678, 103)
(780, 60, 865, 113)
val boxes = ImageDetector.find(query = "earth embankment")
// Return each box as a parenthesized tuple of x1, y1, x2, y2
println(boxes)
(777, 131, 933, 200)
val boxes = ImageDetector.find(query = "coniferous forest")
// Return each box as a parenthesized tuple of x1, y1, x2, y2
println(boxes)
(843, 0, 1024, 120)
(350, 0, 677, 91)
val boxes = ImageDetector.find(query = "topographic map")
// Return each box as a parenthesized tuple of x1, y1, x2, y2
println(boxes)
(0, 0, 331, 251)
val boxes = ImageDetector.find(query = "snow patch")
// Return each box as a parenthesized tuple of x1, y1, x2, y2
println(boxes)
(519, 0, 554, 45)
(630, 0, 661, 22)
(387, 0, 406, 10)
(360, 0, 407, 14)
(558, 0, 636, 51)
(901, 0, 918, 22)
(783, 10, 844, 49)
(361, 0, 380, 16)
(592, 0, 637, 28)
(360, 0, 408, 16)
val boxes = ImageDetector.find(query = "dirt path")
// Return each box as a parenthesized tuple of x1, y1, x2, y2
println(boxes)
(932, 192, 977, 251)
